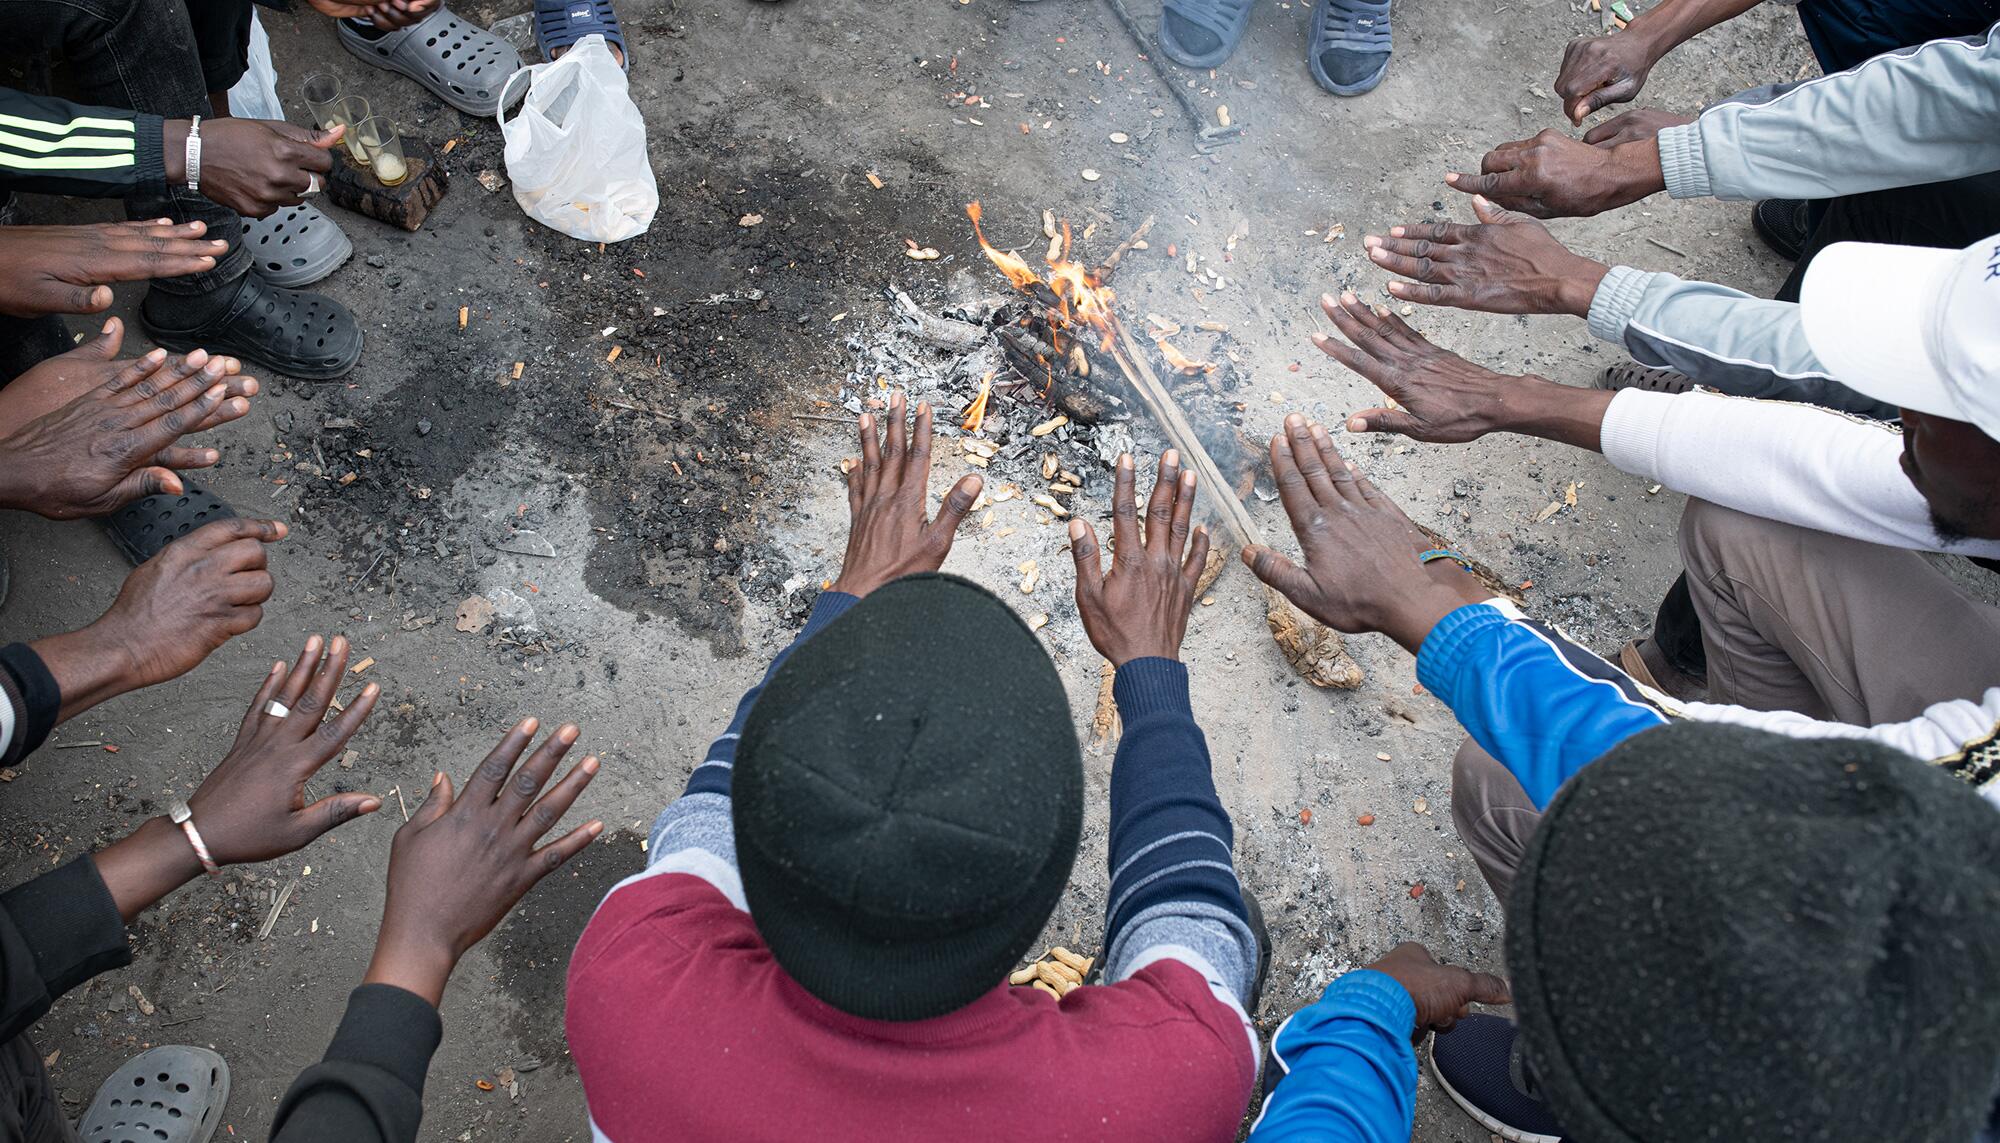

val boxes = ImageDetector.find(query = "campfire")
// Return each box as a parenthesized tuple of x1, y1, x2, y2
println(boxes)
(959, 203, 1369, 692)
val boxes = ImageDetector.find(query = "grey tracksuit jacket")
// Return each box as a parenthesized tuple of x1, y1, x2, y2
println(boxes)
(1589, 22, 1999, 417)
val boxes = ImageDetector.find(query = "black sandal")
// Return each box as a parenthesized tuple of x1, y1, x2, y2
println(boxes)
(102, 481, 237, 566)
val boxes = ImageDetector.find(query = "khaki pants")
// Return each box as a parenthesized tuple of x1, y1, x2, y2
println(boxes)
(1454, 498, 2000, 904)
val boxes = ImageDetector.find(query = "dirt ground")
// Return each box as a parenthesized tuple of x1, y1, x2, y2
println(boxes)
(1, 0, 1822, 1137)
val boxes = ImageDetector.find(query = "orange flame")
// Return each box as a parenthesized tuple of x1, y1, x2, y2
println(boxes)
(965, 203, 1118, 353)
(966, 202, 1043, 292)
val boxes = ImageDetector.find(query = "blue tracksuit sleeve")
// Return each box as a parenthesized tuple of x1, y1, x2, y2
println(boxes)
(1416, 601, 1670, 809)
(1248, 970, 1418, 1142)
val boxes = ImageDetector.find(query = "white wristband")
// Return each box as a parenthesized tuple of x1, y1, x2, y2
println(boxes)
(185, 115, 202, 193)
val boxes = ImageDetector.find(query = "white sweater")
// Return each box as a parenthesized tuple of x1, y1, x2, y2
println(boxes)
(1598, 388, 2000, 560)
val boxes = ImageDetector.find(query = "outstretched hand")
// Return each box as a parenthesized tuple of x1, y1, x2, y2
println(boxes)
(1581, 108, 1693, 149)
(831, 393, 983, 598)
(1364, 196, 1609, 316)
(1069, 451, 1211, 665)
(1447, 130, 1664, 219)
(1368, 942, 1512, 1041)
(0, 319, 254, 429)
(365, 719, 604, 1005)
(0, 221, 224, 318)
(0, 338, 253, 519)
(1242, 415, 1487, 652)
(1311, 292, 1531, 444)
(188, 634, 384, 865)
(1553, 31, 1660, 124)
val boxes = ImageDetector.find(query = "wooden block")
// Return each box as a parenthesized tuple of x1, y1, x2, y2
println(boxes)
(326, 137, 449, 232)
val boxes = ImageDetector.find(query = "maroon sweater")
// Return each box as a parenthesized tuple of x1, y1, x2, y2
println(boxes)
(566, 872, 1258, 1142)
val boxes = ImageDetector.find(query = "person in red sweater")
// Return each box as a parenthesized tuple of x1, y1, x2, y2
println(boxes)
(566, 396, 1264, 1142)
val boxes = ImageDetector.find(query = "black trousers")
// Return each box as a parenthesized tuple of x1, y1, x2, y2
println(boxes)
(0, 1033, 74, 1143)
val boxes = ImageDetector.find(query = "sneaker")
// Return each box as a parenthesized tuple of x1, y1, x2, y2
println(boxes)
(1593, 362, 1693, 394)
(1751, 198, 1811, 262)
(1429, 1014, 1565, 1143)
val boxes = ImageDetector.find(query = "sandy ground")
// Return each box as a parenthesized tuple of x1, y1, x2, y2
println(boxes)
(1, 0, 1823, 1137)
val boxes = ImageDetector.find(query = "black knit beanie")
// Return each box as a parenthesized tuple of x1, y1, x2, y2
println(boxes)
(732, 573, 1083, 1022)
(1509, 722, 2000, 1141)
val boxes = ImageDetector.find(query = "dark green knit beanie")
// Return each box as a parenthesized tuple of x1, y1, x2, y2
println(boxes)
(1509, 722, 2000, 1141)
(732, 573, 1083, 1022)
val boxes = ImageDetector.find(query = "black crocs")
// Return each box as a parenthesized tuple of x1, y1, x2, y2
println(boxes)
(141, 274, 363, 381)
(103, 481, 236, 566)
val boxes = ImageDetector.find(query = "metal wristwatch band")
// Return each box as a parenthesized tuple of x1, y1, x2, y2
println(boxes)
(185, 115, 202, 193)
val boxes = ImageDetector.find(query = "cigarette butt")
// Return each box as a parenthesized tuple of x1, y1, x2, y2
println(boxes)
(1049, 947, 1091, 974)
(866, 171, 884, 189)
(1032, 979, 1062, 1001)
(607, 345, 623, 363)
(511, 362, 525, 380)
(350, 657, 376, 675)
(442, 137, 458, 153)
(1009, 965, 1041, 986)
(458, 306, 468, 329)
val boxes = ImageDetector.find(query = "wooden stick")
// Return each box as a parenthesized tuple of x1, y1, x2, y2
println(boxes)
(1104, 316, 1364, 689)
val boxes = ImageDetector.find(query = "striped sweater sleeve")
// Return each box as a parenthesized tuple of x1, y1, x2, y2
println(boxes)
(637, 592, 861, 904)
(0, 644, 60, 769)
(0, 89, 160, 198)
(1100, 658, 1260, 1047)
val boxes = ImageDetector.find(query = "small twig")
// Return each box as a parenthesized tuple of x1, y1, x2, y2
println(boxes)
(160, 1015, 206, 1029)
(1096, 214, 1155, 281)
(606, 399, 671, 419)
(54, 740, 104, 749)
(259, 877, 299, 941)
(1645, 236, 1690, 258)
(390, 784, 410, 822)
(353, 548, 387, 591)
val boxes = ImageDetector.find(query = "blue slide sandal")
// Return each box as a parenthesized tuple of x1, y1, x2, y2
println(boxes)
(1158, 0, 1255, 69)
(534, 0, 629, 69)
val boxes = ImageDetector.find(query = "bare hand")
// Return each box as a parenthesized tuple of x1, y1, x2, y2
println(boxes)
(1365, 197, 1610, 317)
(1582, 107, 1694, 149)
(1368, 942, 1511, 1041)
(1069, 452, 1211, 665)
(304, 0, 438, 27)
(92, 517, 287, 691)
(0, 319, 254, 429)
(1554, 32, 1659, 123)
(0, 222, 223, 318)
(1242, 415, 1487, 652)
(0, 344, 253, 519)
(1447, 130, 1664, 219)
(831, 393, 983, 598)
(1312, 292, 1536, 444)
(366, 719, 603, 1005)
(169, 118, 341, 218)
(188, 634, 383, 865)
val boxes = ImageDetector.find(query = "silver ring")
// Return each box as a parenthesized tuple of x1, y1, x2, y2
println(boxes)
(266, 700, 291, 719)
(302, 173, 321, 197)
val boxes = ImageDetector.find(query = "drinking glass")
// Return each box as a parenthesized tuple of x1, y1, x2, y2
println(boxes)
(353, 116, 410, 186)
(300, 74, 342, 129)
(331, 95, 372, 166)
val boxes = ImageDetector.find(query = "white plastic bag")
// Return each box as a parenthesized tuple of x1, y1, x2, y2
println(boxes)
(498, 36, 657, 243)
(227, 11, 284, 120)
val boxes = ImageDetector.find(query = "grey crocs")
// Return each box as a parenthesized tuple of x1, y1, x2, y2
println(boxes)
(79, 1045, 230, 1143)
(240, 204, 352, 288)
(339, 7, 524, 117)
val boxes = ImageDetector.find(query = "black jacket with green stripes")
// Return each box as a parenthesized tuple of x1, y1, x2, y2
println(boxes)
(0, 88, 166, 198)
